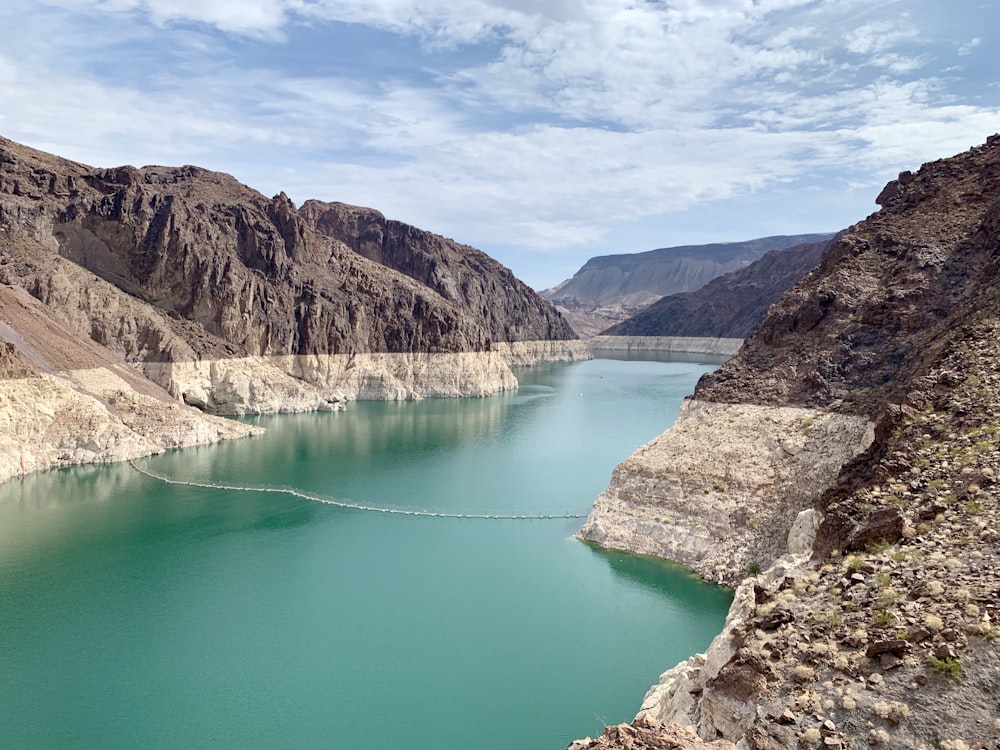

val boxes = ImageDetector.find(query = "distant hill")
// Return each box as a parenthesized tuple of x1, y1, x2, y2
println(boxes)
(602, 238, 831, 338)
(541, 234, 835, 336)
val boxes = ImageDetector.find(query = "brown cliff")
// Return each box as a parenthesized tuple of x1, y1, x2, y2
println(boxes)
(578, 136, 1000, 749)
(602, 239, 830, 339)
(0, 135, 575, 362)
(0, 134, 585, 479)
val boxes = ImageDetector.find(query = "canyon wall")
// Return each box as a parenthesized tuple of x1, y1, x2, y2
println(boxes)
(0, 134, 585, 480)
(578, 399, 873, 587)
(575, 136, 1000, 749)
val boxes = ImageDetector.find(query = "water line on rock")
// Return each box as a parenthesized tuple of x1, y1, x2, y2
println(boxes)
(128, 459, 587, 520)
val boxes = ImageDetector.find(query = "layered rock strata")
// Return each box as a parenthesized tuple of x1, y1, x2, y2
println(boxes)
(586, 335, 743, 357)
(575, 136, 1000, 749)
(602, 239, 830, 339)
(0, 134, 584, 480)
(543, 234, 833, 337)
(578, 400, 873, 587)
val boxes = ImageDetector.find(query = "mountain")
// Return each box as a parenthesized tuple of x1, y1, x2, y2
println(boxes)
(576, 135, 1000, 748)
(541, 234, 835, 337)
(601, 238, 830, 338)
(0, 135, 585, 481)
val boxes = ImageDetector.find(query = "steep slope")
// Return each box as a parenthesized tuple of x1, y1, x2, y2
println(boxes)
(577, 136, 1000, 749)
(0, 135, 585, 417)
(0, 283, 260, 481)
(0, 136, 575, 353)
(602, 239, 830, 338)
(542, 234, 834, 336)
(0, 135, 586, 481)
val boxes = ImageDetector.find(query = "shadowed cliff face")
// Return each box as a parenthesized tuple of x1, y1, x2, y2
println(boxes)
(541, 233, 834, 337)
(0, 135, 575, 365)
(695, 136, 1000, 414)
(601, 240, 830, 339)
(576, 137, 1000, 750)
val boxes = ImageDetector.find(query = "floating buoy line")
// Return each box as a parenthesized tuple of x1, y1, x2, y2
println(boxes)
(128, 460, 588, 520)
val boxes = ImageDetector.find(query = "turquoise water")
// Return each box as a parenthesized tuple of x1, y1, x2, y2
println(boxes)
(0, 357, 732, 750)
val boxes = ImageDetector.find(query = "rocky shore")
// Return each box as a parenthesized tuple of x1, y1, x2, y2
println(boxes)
(577, 399, 873, 587)
(0, 334, 588, 483)
(144, 339, 589, 415)
(0, 134, 587, 483)
(573, 137, 1000, 749)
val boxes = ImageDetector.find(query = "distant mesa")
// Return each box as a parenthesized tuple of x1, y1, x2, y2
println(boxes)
(540, 233, 835, 337)
(602, 238, 832, 339)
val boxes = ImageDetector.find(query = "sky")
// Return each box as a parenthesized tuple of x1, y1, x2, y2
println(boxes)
(1, 1, 998, 290)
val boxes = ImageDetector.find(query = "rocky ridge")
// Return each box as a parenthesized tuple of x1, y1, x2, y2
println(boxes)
(575, 136, 1000, 749)
(602, 240, 830, 339)
(543, 234, 833, 337)
(0, 134, 585, 481)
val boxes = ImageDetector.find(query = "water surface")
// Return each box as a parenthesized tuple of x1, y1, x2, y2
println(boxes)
(0, 357, 732, 749)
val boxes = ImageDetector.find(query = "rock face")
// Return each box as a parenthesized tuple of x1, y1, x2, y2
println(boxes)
(567, 718, 737, 749)
(577, 135, 1000, 749)
(542, 234, 834, 337)
(578, 400, 873, 587)
(0, 134, 585, 480)
(0, 284, 261, 482)
(602, 240, 830, 339)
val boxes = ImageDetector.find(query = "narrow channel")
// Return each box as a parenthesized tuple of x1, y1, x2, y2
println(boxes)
(0, 356, 733, 750)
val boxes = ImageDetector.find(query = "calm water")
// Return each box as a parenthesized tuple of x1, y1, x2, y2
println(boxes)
(0, 357, 732, 750)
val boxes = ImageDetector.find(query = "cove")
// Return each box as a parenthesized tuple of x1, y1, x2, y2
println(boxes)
(0, 357, 733, 750)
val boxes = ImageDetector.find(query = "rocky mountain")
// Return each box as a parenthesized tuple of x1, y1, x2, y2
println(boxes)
(601, 239, 830, 339)
(576, 136, 1000, 749)
(541, 234, 834, 337)
(0, 135, 586, 482)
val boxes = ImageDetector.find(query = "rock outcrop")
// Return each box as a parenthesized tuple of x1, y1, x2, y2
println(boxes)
(602, 240, 830, 339)
(578, 400, 874, 587)
(575, 136, 1000, 749)
(0, 134, 585, 481)
(542, 234, 834, 337)
(567, 718, 738, 749)
(0, 283, 261, 483)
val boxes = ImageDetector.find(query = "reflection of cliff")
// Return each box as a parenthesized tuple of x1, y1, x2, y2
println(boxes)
(583, 544, 731, 615)
(0, 461, 319, 577)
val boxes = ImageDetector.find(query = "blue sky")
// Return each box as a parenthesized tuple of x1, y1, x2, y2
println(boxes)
(1, 1, 998, 290)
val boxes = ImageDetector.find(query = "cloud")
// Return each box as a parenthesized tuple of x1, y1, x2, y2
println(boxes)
(1, 0, 998, 285)
(958, 37, 982, 56)
(38, 0, 297, 36)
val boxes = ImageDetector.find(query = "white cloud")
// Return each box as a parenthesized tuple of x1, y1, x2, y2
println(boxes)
(1, 0, 999, 287)
(38, 0, 297, 36)
(958, 37, 982, 56)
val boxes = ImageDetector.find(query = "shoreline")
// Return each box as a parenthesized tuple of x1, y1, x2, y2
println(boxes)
(0, 340, 591, 484)
(585, 335, 743, 357)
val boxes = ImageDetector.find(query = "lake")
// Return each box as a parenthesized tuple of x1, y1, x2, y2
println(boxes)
(0, 356, 733, 749)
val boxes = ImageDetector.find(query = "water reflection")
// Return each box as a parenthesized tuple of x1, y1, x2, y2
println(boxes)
(0, 356, 733, 750)
(583, 542, 732, 615)
(0, 461, 321, 582)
